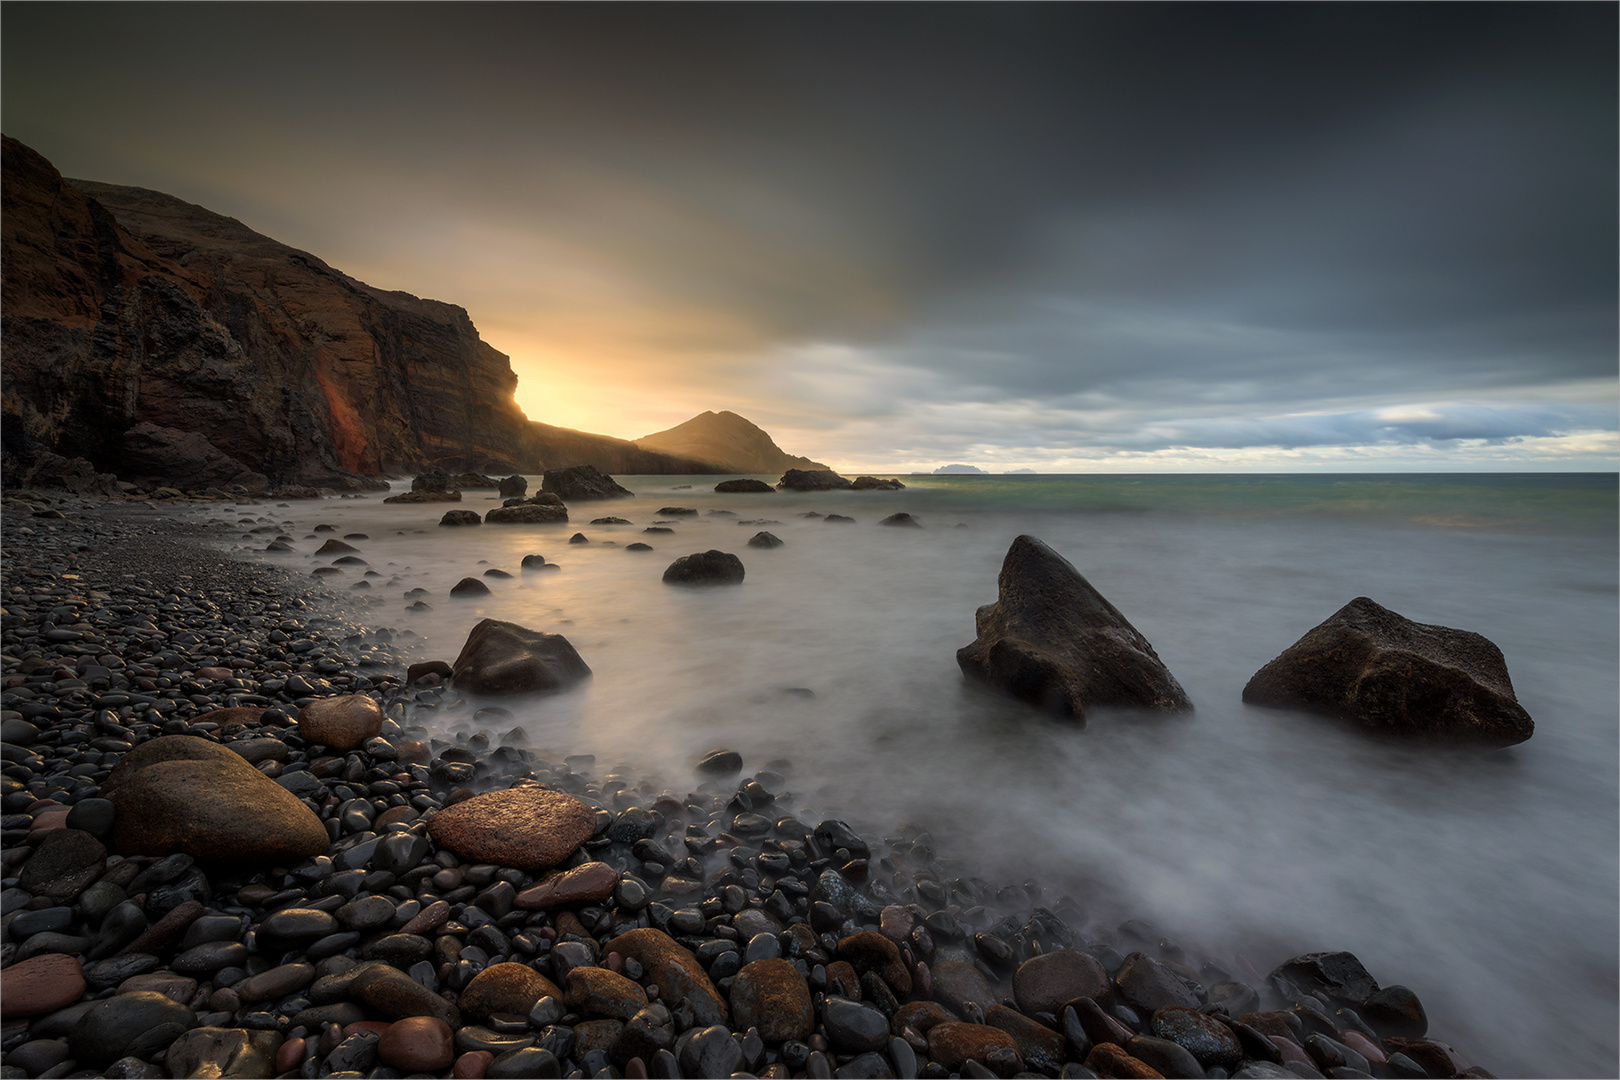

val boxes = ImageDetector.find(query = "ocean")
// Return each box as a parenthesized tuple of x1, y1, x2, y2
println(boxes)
(198, 472, 1618, 1078)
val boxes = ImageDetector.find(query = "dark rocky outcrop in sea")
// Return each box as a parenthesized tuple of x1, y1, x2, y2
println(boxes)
(852, 477, 906, 491)
(541, 466, 634, 501)
(956, 535, 1191, 721)
(662, 551, 747, 586)
(0, 494, 1495, 1079)
(715, 479, 776, 494)
(777, 470, 854, 492)
(0, 137, 716, 493)
(1242, 597, 1534, 746)
(450, 619, 593, 697)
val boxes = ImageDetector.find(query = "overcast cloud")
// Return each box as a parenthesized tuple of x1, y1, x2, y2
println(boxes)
(3, 3, 1613, 470)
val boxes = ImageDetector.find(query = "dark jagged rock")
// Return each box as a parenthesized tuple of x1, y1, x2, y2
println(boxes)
(541, 465, 634, 500)
(715, 478, 774, 493)
(451, 618, 592, 696)
(777, 468, 853, 491)
(1242, 597, 1534, 746)
(956, 535, 1190, 720)
(852, 476, 906, 490)
(485, 501, 568, 524)
(746, 531, 784, 549)
(120, 423, 270, 494)
(662, 550, 745, 586)
(440, 510, 482, 526)
(382, 489, 461, 504)
(498, 474, 528, 497)
(879, 512, 921, 527)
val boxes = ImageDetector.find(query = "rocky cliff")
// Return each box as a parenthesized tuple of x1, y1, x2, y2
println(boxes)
(635, 410, 826, 474)
(1, 136, 712, 490)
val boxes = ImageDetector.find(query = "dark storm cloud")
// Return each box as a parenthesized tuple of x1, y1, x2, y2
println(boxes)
(3, 3, 1613, 465)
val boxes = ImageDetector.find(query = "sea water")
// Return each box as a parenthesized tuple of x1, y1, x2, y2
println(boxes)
(201, 473, 1618, 1078)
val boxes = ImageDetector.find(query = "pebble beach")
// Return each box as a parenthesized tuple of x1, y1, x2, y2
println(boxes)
(0, 490, 1504, 1079)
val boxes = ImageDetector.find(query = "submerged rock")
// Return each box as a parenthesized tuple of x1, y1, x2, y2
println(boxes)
(662, 550, 745, 586)
(956, 535, 1190, 720)
(451, 618, 592, 696)
(542, 464, 634, 500)
(852, 475, 906, 490)
(485, 500, 568, 524)
(715, 478, 774, 493)
(879, 512, 921, 527)
(746, 531, 784, 549)
(1242, 597, 1533, 746)
(439, 510, 482, 526)
(777, 468, 852, 491)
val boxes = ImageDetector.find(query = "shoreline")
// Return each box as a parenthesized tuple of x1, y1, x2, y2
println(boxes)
(1, 488, 1490, 1079)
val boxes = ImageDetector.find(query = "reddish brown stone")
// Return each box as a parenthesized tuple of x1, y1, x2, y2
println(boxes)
(605, 928, 727, 1026)
(1087, 1042, 1166, 1078)
(514, 861, 617, 909)
(730, 958, 814, 1042)
(426, 786, 595, 871)
(0, 953, 85, 1017)
(453, 1050, 495, 1078)
(927, 1021, 1022, 1072)
(826, 960, 861, 1000)
(378, 1016, 455, 1072)
(117, 971, 199, 1003)
(837, 930, 912, 998)
(1014, 949, 1112, 1014)
(1150, 1005, 1242, 1068)
(459, 962, 562, 1025)
(565, 966, 648, 1020)
(399, 899, 451, 936)
(892, 1000, 956, 1036)
(986, 1004, 1066, 1074)
(296, 695, 384, 751)
(572, 1018, 625, 1056)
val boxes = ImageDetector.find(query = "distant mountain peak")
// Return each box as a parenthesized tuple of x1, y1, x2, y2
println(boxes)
(635, 411, 827, 474)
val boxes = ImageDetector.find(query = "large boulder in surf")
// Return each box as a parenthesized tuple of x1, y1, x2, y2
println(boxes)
(1241, 596, 1533, 746)
(852, 475, 905, 490)
(498, 474, 528, 497)
(451, 618, 592, 696)
(542, 464, 633, 500)
(485, 501, 568, 524)
(777, 468, 853, 491)
(956, 535, 1190, 720)
(715, 478, 774, 493)
(663, 550, 745, 586)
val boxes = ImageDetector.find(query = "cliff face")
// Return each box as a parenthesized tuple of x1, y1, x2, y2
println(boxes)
(1, 136, 708, 488)
(635, 410, 827, 473)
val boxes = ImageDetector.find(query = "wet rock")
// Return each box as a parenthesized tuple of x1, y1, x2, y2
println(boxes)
(378, 1016, 456, 1072)
(930, 960, 999, 1017)
(296, 694, 383, 751)
(1361, 985, 1428, 1039)
(777, 469, 853, 491)
(1014, 949, 1113, 1014)
(824, 996, 890, 1053)
(513, 861, 613, 910)
(427, 785, 596, 870)
(838, 931, 911, 997)
(450, 618, 593, 696)
(1270, 952, 1380, 1005)
(956, 535, 1191, 720)
(879, 513, 921, 528)
(164, 1027, 280, 1079)
(607, 928, 728, 1026)
(451, 576, 493, 596)
(566, 965, 649, 1020)
(1151, 1005, 1241, 1068)
(68, 990, 198, 1067)
(541, 465, 633, 500)
(716, 479, 774, 493)
(0, 953, 86, 1017)
(1086, 1041, 1166, 1078)
(927, 1021, 1022, 1073)
(1243, 597, 1534, 746)
(441, 510, 483, 526)
(100, 735, 328, 864)
(17, 828, 106, 904)
(985, 1004, 1067, 1074)
(1127, 1033, 1203, 1078)
(747, 531, 785, 549)
(349, 962, 461, 1027)
(486, 502, 569, 524)
(851, 476, 905, 490)
(1114, 953, 1200, 1013)
(662, 550, 745, 586)
(730, 957, 814, 1042)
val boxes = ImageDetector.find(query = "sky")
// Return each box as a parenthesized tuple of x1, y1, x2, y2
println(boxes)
(4, 3, 1615, 472)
